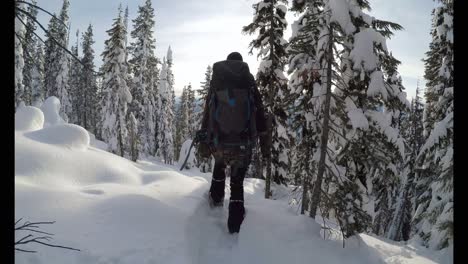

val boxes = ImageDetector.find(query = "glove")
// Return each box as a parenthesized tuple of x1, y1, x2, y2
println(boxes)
(195, 129, 208, 143)
(259, 113, 272, 160)
(259, 133, 271, 160)
(197, 142, 211, 159)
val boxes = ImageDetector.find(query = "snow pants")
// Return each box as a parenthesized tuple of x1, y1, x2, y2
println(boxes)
(209, 147, 252, 202)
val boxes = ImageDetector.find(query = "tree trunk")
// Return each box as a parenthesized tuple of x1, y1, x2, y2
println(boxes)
(264, 114, 273, 199)
(265, 4, 277, 199)
(301, 172, 309, 214)
(309, 26, 333, 219)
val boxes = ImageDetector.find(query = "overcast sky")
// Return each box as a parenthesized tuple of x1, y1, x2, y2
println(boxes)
(35, 0, 437, 100)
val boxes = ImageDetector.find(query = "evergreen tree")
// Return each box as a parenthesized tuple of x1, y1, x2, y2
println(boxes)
(174, 85, 188, 160)
(43, 11, 59, 98)
(100, 7, 132, 156)
(31, 41, 45, 106)
(242, 0, 290, 198)
(287, 0, 323, 214)
(287, 0, 408, 239)
(43, 0, 72, 121)
(413, 0, 453, 250)
(15, 1, 26, 108)
(167, 47, 176, 161)
(21, 0, 39, 106)
(195, 65, 213, 172)
(186, 83, 197, 139)
(157, 50, 175, 164)
(81, 24, 99, 134)
(129, 0, 159, 157)
(387, 83, 424, 241)
(69, 30, 82, 125)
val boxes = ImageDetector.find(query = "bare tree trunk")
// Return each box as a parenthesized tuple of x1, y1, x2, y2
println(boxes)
(309, 26, 333, 219)
(264, 114, 273, 199)
(301, 172, 309, 214)
(117, 110, 124, 157)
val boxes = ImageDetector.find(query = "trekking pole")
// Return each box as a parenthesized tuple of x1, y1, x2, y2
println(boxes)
(179, 130, 206, 171)
(179, 139, 196, 171)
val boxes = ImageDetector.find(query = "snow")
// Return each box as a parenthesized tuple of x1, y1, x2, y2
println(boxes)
(277, 4, 288, 15)
(274, 69, 287, 80)
(367, 71, 387, 100)
(349, 29, 387, 71)
(258, 60, 272, 73)
(40, 96, 66, 127)
(25, 124, 90, 151)
(345, 97, 369, 130)
(362, 13, 374, 26)
(15, 106, 44, 132)
(258, 1, 271, 11)
(15, 111, 450, 263)
(443, 13, 453, 28)
(328, 0, 356, 35)
(368, 111, 405, 158)
(418, 112, 453, 158)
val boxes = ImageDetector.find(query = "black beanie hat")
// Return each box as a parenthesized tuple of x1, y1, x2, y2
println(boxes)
(227, 52, 243, 61)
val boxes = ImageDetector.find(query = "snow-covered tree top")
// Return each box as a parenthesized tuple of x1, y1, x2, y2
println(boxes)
(167, 46, 173, 63)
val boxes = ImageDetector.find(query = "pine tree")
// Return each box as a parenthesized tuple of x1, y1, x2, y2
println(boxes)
(152, 58, 162, 156)
(15, 1, 26, 108)
(413, 0, 453, 250)
(100, 7, 132, 157)
(43, 12, 59, 98)
(326, 0, 408, 238)
(287, 0, 323, 214)
(69, 30, 82, 125)
(21, 0, 39, 106)
(95, 74, 105, 140)
(129, 0, 159, 157)
(31, 40, 45, 106)
(243, 0, 290, 198)
(43, 0, 72, 121)
(157, 50, 175, 164)
(287, 0, 408, 239)
(195, 65, 213, 172)
(387, 83, 424, 241)
(174, 85, 188, 160)
(81, 24, 99, 134)
(167, 47, 176, 161)
(187, 83, 196, 139)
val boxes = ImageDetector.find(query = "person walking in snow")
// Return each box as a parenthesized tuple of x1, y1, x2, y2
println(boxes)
(197, 52, 271, 233)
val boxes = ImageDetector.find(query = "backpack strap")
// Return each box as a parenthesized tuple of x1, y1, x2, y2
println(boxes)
(207, 81, 219, 147)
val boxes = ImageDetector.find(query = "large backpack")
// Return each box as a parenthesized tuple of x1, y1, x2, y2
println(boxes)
(207, 60, 257, 150)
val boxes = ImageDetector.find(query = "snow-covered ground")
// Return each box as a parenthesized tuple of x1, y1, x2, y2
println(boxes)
(15, 104, 452, 264)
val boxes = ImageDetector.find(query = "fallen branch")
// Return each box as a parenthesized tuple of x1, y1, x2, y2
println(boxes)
(15, 218, 80, 253)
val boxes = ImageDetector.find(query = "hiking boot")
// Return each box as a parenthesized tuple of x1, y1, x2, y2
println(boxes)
(227, 200, 245, 233)
(208, 191, 224, 207)
(209, 178, 225, 207)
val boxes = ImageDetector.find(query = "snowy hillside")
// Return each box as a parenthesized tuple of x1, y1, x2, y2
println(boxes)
(15, 105, 451, 264)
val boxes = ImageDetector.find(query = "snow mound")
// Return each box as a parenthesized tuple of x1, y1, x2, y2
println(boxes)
(88, 131, 108, 150)
(15, 106, 44, 132)
(25, 124, 90, 150)
(41, 96, 65, 126)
